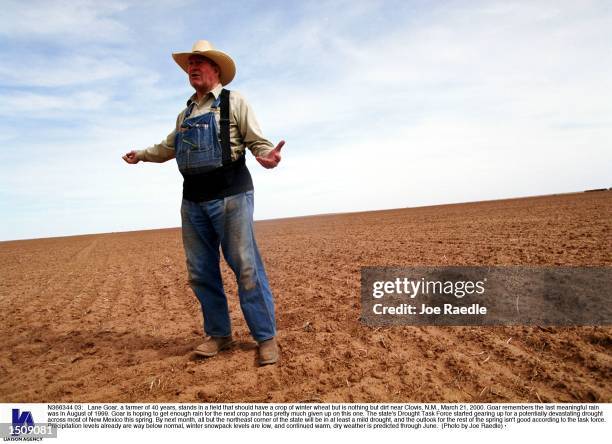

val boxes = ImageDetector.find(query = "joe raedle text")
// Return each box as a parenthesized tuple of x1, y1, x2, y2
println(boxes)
(370, 276, 489, 318)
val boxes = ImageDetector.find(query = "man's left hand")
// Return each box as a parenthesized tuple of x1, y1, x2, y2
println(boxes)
(256, 140, 285, 169)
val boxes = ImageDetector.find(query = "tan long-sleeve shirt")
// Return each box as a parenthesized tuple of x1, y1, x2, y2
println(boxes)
(136, 83, 274, 162)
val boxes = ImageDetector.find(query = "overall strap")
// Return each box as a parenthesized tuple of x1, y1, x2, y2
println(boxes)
(220, 88, 231, 166)
(184, 102, 196, 120)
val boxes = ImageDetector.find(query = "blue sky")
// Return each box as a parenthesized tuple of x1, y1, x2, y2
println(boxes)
(1, 0, 610, 240)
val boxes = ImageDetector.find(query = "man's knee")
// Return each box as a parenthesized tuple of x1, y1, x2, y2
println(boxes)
(186, 262, 207, 287)
(238, 266, 257, 291)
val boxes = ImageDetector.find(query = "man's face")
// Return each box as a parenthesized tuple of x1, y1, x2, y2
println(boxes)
(187, 55, 220, 91)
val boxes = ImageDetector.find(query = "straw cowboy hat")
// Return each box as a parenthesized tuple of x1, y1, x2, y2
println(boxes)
(172, 40, 236, 86)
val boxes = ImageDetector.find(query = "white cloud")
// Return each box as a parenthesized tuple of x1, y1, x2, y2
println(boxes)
(0, 91, 110, 114)
(240, 0, 612, 138)
(0, 54, 139, 87)
(0, 0, 130, 41)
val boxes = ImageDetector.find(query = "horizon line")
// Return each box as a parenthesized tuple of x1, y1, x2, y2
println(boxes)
(1, 188, 610, 243)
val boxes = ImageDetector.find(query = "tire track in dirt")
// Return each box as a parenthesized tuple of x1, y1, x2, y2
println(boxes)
(2, 237, 130, 400)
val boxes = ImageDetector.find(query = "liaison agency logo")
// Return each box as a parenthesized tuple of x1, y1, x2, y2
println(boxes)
(0, 407, 57, 441)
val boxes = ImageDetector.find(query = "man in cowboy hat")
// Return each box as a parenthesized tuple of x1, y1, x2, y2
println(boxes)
(122, 40, 283, 365)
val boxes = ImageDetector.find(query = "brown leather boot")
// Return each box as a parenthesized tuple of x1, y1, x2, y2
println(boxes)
(194, 336, 234, 357)
(258, 337, 279, 365)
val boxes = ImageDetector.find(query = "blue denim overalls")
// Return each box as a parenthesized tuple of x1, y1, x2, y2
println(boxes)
(175, 96, 223, 175)
(176, 92, 276, 342)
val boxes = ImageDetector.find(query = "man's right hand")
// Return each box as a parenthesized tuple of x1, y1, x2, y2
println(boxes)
(122, 150, 140, 164)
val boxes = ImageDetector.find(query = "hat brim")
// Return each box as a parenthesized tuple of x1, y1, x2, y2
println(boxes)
(172, 50, 236, 86)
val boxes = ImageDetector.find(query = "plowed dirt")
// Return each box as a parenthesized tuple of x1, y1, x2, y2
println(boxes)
(1, 191, 610, 402)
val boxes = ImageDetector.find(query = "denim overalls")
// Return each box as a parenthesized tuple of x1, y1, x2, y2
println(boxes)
(176, 92, 276, 342)
(175, 96, 223, 175)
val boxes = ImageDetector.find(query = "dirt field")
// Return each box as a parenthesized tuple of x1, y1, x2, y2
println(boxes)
(1, 191, 611, 403)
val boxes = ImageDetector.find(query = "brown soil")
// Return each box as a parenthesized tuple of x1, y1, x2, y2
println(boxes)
(1, 191, 611, 403)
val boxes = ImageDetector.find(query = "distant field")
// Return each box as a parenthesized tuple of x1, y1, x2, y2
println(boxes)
(1, 191, 610, 402)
